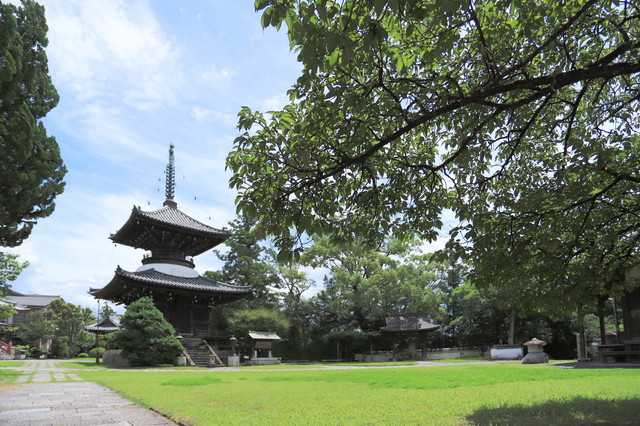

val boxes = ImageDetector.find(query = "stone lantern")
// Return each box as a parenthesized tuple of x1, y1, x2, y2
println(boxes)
(522, 338, 548, 364)
(227, 336, 240, 367)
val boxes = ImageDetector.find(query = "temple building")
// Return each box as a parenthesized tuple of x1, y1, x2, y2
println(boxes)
(89, 145, 252, 365)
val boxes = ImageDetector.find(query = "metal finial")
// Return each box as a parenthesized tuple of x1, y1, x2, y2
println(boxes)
(163, 144, 177, 208)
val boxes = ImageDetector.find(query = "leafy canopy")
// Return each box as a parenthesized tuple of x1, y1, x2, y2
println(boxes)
(303, 237, 440, 332)
(0, 253, 28, 322)
(0, 0, 66, 247)
(229, 1, 640, 294)
(48, 298, 94, 350)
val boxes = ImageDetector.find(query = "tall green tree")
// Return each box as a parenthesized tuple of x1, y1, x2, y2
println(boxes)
(0, 0, 66, 247)
(229, 0, 640, 297)
(274, 262, 314, 358)
(99, 302, 116, 321)
(304, 237, 440, 332)
(16, 310, 52, 347)
(206, 214, 280, 308)
(48, 298, 94, 354)
(0, 253, 28, 322)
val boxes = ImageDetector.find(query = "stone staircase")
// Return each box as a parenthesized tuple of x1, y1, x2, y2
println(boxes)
(181, 337, 224, 367)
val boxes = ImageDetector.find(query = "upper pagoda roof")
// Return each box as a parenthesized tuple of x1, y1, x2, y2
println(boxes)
(110, 205, 231, 256)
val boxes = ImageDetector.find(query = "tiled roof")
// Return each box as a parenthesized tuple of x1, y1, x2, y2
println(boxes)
(85, 314, 121, 333)
(380, 315, 440, 332)
(109, 205, 231, 255)
(116, 267, 252, 294)
(248, 331, 281, 340)
(6, 295, 60, 308)
(136, 206, 231, 237)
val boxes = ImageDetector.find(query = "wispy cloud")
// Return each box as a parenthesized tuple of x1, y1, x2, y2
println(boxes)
(43, 0, 182, 110)
(261, 93, 290, 111)
(190, 106, 236, 127)
(200, 65, 236, 91)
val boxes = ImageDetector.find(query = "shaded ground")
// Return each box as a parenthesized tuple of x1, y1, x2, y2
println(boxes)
(467, 397, 640, 425)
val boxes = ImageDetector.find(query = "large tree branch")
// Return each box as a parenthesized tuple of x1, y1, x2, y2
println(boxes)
(287, 60, 640, 195)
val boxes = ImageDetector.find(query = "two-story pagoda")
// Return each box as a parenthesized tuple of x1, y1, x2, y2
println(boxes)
(90, 145, 252, 339)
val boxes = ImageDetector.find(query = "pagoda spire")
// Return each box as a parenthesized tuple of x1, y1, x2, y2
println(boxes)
(163, 144, 177, 208)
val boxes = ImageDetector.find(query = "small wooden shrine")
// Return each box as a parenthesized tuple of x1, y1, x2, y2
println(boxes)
(90, 145, 252, 342)
(248, 331, 282, 365)
(596, 267, 640, 363)
(84, 314, 121, 335)
(380, 314, 440, 359)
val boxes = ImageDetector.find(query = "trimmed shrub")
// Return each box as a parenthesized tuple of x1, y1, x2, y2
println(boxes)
(77, 353, 89, 358)
(89, 347, 105, 359)
(113, 297, 184, 366)
(50, 340, 70, 359)
(28, 346, 45, 359)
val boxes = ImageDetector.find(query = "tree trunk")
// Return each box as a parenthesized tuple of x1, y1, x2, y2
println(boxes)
(508, 309, 516, 345)
(597, 297, 606, 344)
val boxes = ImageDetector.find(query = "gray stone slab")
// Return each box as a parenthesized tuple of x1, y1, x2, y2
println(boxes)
(0, 381, 176, 425)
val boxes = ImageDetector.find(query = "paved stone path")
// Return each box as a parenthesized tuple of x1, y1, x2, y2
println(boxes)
(0, 360, 176, 425)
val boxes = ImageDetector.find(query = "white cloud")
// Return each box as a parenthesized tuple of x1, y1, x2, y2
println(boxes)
(42, 0, 182, 110)
(261, 93, 289, 111)
(190, 106, 236, 127)
(200, 65, 236, 91)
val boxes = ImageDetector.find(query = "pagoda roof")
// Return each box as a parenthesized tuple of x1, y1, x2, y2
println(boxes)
(89, 266, 252, 306)
(380, 314, 440, 333)
(85, 314, 121, 334)
(110, 205, 231, 256)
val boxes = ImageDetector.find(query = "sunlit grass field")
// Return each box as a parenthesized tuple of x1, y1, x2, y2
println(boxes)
(0, 360, 24, 367)
(77, 363, 640, 425)
(60, 360, 420, 370)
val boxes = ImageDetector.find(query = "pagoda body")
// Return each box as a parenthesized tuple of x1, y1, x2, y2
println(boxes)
(90, 145, 252, 339)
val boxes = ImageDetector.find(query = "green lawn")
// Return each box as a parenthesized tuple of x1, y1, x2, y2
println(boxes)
(0, 360, 24, 367)
(77, 363, 640, 425)
(60, 360, 416, 370)
(0, 369, 22, 384)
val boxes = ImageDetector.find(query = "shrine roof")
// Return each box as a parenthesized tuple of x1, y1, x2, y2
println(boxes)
(380, 315, 440, 333)
(248, 331, 281, 340)
(85, 314, 121, 333)
(110, 205, 231, 255)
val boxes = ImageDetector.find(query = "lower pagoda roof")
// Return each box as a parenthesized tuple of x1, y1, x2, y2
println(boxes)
(89, 266, 252, 306)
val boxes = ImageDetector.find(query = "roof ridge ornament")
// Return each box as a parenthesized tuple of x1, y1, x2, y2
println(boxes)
(163, 143, 177, 208)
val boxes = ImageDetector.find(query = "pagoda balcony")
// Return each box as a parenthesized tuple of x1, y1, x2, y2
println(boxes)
(142, 250, 195, 268)
(170, 319, 233, 340)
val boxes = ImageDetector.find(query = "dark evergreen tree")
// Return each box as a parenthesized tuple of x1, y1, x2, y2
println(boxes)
(113, 297, 183, 366)
(0, 0, 66, 247)
(207, 214, 280, 308)
(16, 310, 52, 347)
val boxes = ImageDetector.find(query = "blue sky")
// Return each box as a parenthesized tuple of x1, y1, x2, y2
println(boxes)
(7, 0, 301, 310)
(7, 0, 451, 312)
